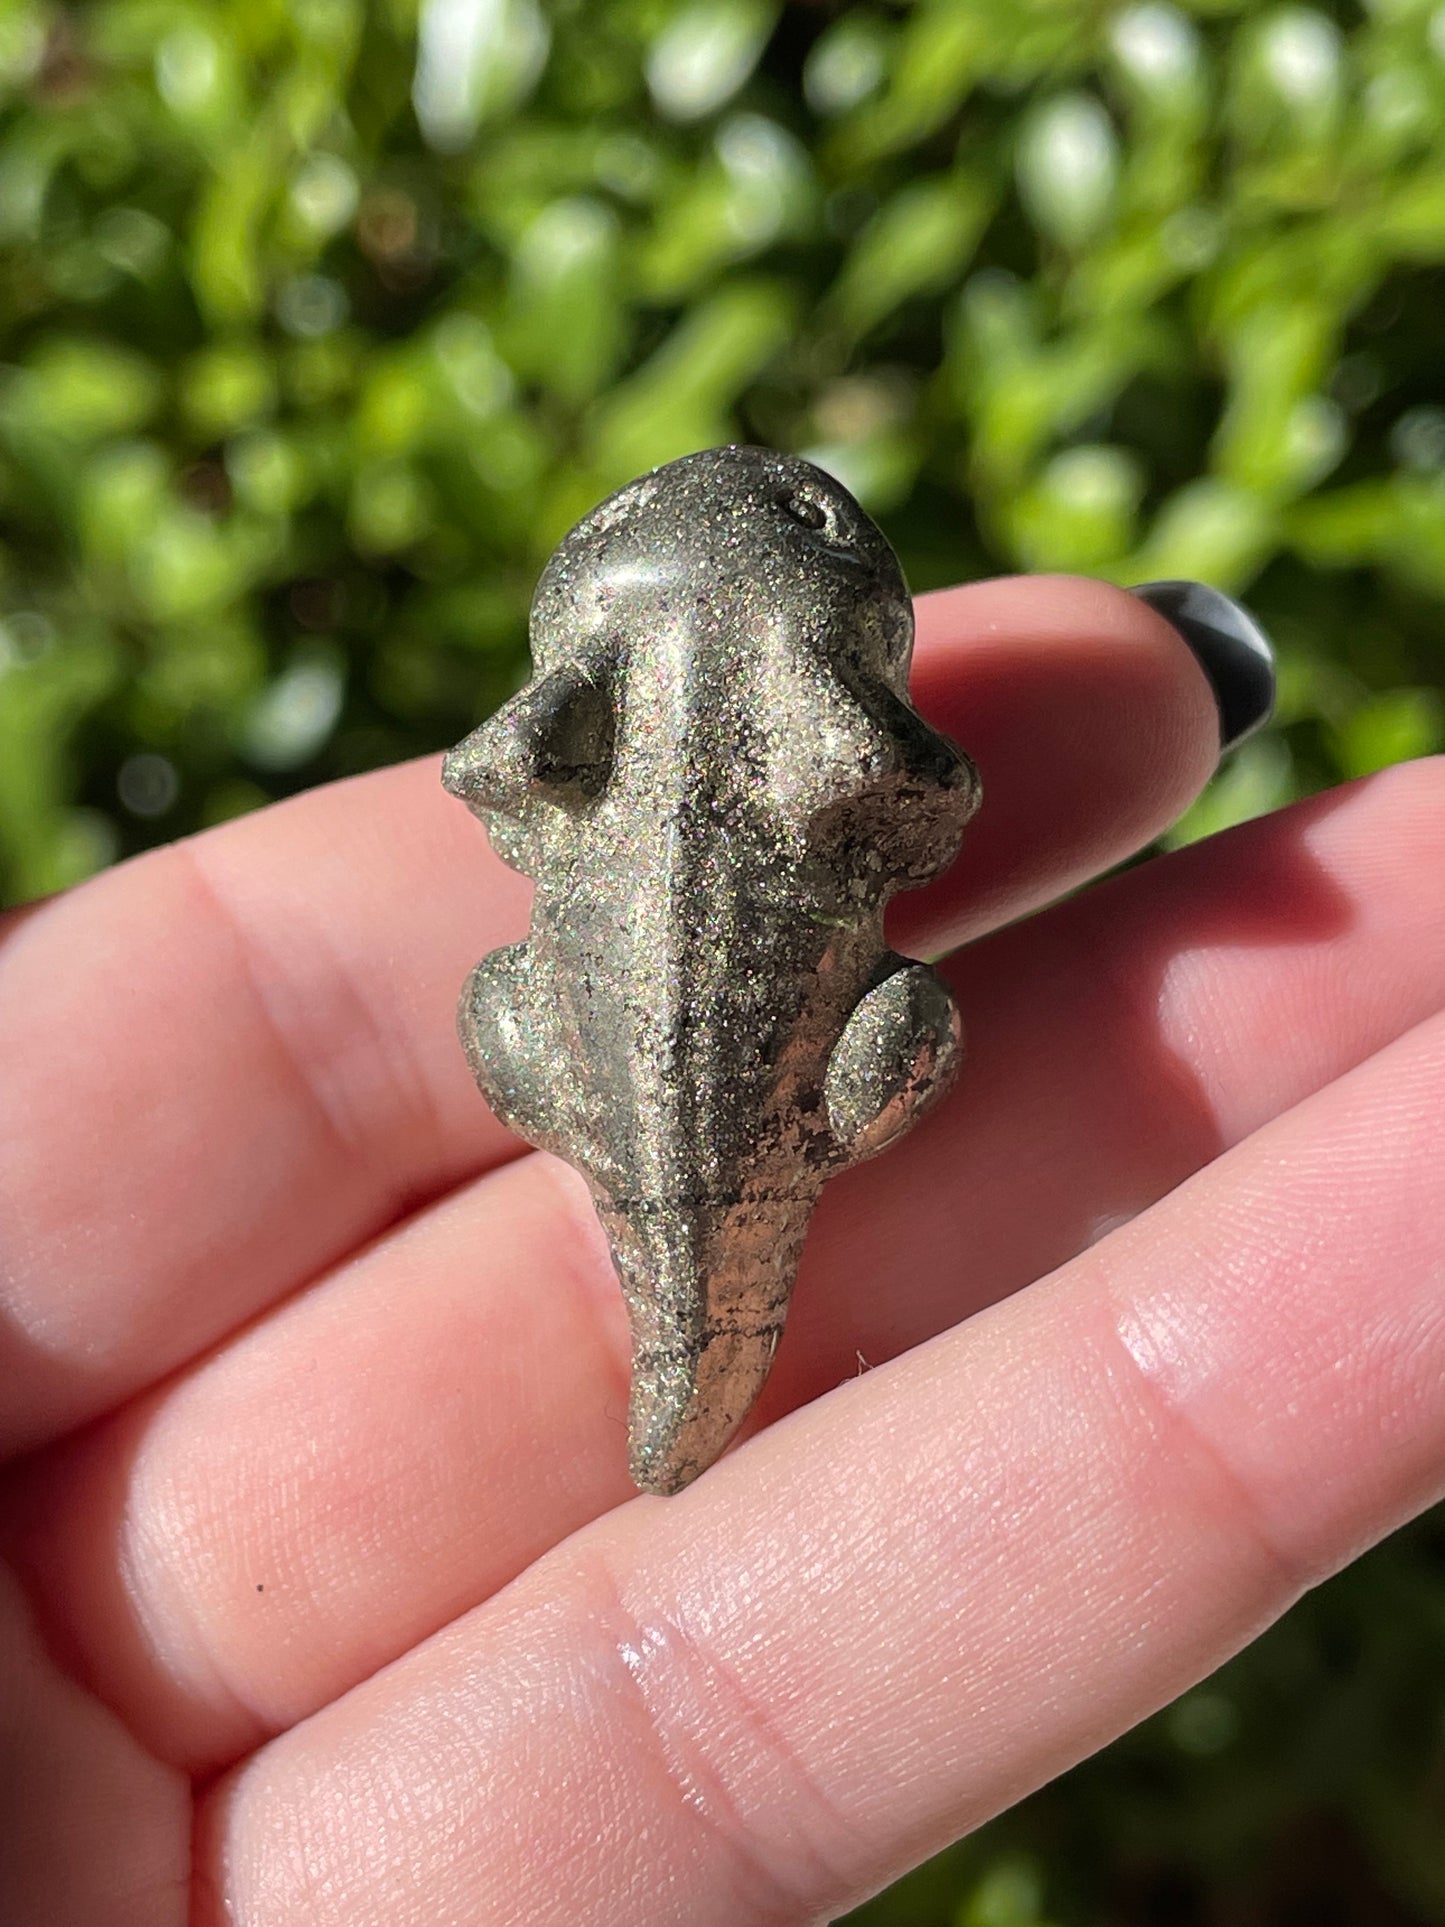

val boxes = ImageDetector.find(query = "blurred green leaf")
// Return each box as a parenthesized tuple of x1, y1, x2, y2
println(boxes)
(832, 0, 984, 163)
(582, 275, 795, 495)
(828, 174, 990, 339)
(0, 633, 117, 896)
(1333, 687, 1443, 777)
(506, 194, 627, 398)
(645, 0, 776, 123)
(8, 337, 161, 442)
(181, 343, 278, 438)
(1016, 93, 1121, 252)
(1005, 443, 1145, 571)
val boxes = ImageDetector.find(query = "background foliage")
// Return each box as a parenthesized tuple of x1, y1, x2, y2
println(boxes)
(0, 0, 1441, 1918)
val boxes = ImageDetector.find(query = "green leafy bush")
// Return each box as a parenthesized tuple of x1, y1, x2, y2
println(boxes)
(1, 0, 1441, 1917)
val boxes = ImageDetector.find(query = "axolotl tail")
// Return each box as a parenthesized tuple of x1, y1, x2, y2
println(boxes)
(593, 1194, 815, 1495)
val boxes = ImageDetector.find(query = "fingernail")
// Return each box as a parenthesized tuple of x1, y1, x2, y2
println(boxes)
(1129, 579, 1276, 752)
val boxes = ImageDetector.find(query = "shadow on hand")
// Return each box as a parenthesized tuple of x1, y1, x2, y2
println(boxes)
(763, 779, 1364, 1421)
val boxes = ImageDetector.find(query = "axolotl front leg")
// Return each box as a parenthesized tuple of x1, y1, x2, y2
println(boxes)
(824, 957, 963, 1167)
(457, 944, 574, 1161)
(443, 655, 615, 1161)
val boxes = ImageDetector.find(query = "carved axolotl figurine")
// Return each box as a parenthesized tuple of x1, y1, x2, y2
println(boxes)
(443, 445, 979, 1494)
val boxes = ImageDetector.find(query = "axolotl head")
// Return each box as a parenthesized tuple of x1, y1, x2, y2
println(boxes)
(444, 443, 976, 891)
(528, 444, 915, 685)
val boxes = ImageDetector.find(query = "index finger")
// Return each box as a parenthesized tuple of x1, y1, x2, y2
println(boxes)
(0, 577, 1220, 1455)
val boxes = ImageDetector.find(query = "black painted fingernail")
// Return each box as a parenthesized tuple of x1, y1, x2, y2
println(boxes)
(1130, 579, 1276, 752)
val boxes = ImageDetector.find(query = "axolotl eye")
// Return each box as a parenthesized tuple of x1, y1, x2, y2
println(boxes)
(777, 487, 873, 571)
(778, 489, 829, 533)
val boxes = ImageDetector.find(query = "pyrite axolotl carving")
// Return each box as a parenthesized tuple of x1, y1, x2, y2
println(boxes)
(443, 445, 979, 1495)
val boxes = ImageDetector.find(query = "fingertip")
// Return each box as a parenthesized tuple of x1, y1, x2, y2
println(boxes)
(901, 573, 1223, 950)
(1129, 580, 1276, 752)
(912, 572, 1224, 765)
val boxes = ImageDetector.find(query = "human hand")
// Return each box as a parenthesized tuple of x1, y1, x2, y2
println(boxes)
(2, 576, 1443, 1925)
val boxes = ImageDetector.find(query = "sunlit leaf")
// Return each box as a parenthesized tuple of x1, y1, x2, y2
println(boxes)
(1016, 93, 1120, 250)
(645, 0, 775, 124)
(828, 174, 990, 338)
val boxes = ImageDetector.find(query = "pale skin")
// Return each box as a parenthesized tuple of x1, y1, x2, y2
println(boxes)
(1, 574, 1444, 1926)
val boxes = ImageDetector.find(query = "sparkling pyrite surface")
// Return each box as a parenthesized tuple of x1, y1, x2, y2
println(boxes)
(442, 445, 979, 1494)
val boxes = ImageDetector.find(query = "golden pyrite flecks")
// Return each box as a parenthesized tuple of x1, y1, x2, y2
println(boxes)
(442, 445, 979, 1495)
